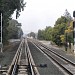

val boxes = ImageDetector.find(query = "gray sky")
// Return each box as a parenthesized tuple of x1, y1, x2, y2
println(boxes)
(12, 0, 75, 34)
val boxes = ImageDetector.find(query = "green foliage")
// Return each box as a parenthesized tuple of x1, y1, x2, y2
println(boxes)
(38, 26, 53, 41)
(0, 0, 26, 18)
(7, 20, 18, 39)
(38, 16, 68, 45)
(64, 21, 73, 48)
(60, 35, 65, 43)
(0, 0, 26, 44)
(52, 13, 72, 46)
(7, 19, 23, 39)
(38, 30, 45, 40)
(52, 23, 67, 46)
(55, 16, 68, 25)
(27, 32, 36, 38)
(38, 10, 73, 46)
(44, 26, 53, 40)
(64, 9, 72, 21)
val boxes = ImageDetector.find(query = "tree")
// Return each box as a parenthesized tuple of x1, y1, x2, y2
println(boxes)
(0, 0, 26, 44)
(53, 10, 73, 46)
(37, 10, 73, 47)
(38, 30, 45, 40)
(60, 10, 73, 48)
(52, 16, 68, 46)
(37, 26, 53, 41)
(64, 9, 72, 21)
(7, 19, 23, 39)
(28, 32, 36, 38)
(55, 16, 68, 26)
(44, 26, 53, 40)
(64, 21, 73, 48)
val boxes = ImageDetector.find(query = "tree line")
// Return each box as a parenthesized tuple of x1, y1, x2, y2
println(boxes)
(38, 10, 73, 48)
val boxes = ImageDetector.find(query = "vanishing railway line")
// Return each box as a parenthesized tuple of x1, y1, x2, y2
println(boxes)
(1, 38, 75, 75)
(28, 39, 75, 75)
(2, 38, 39, 75)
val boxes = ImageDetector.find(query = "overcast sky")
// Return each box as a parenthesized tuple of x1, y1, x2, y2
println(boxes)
(12, 0, 75, 34)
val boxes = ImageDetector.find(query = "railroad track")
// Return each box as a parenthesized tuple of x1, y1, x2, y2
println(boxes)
(5, 38, 39, 75)
(0, 66, 8, 75)
(28, 39, 75, 75)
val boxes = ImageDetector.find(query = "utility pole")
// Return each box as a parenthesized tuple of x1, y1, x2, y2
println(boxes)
(0, 11, 3, 52)
(65, 33, 68, 51)
(73, 11, 75, 53)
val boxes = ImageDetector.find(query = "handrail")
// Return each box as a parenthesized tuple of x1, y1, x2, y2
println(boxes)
(6, 39, 24, 75)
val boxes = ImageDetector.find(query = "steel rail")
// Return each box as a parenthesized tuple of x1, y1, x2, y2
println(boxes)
(37, 41, 75, 66)
(6, 39, 24, 75)
(30, 39, 75, 66)
(25, 38, 40, 75)
(6, 38, 39, 75)
(29, 39, 75, 75)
